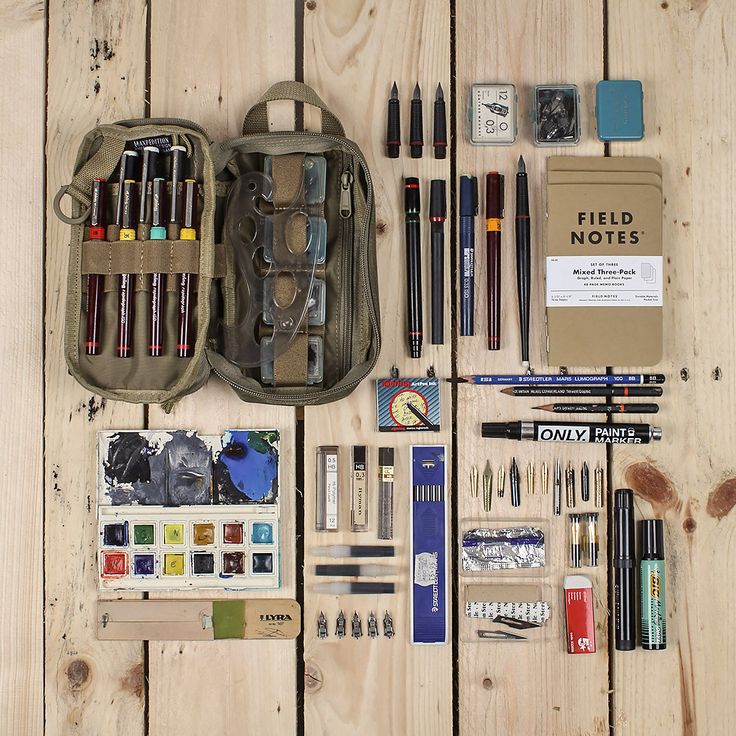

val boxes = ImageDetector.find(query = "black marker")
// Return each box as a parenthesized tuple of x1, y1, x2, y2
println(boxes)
(614, 489, 637, 651)
(481, 420, 662, 444)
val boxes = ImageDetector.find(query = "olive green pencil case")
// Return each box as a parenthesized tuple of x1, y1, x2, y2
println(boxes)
(54, 81, 380, 410)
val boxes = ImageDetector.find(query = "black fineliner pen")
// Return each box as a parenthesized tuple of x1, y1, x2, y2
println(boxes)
(481, 421, 662, 444)
(459, 175, 478, 336)
(614, 489, 637, 650)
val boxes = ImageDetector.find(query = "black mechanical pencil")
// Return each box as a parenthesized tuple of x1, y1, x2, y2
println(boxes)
(481, 421, 662, 444)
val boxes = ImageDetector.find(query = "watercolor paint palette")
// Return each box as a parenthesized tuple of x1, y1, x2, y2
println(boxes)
(97, 429, 281, 591)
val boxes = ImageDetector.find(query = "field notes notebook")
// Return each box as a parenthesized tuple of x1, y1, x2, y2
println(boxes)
(545, 157, 663, 366)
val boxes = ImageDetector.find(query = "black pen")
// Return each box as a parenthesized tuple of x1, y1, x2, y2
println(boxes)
(501, 386, 664, 398)
(515, 156, 531, 369)
(404, 177, 423, 358)
(533, 403, 660, 414)
(459, 175, 478, 336)
(430, 179, 447, 344)
(614, 489, 637, 650)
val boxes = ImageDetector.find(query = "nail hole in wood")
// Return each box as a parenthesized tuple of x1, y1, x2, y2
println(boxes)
(680, 368, 689, 381)
(713, 366, 722, 381)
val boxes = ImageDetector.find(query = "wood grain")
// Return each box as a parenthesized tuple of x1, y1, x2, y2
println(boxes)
(455, 2, 608, 735)
(146, 2, 297, 735)
(302, 1, 453, 734)
(45, 1, 148, 734)
(608, 1, 736, 733)
(0, 1, 45, 733)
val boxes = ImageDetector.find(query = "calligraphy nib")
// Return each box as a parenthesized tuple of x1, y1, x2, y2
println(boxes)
(517, 155, 526, 174)
(391, 81, 398, 99)
(413, 82, 421, 100)
(435, 83, 444, 101)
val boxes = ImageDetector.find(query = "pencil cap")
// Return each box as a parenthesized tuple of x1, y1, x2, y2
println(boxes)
(404, 177, 420, 214)
(640, 519, 664, 560)
(430, 179, 447, 220)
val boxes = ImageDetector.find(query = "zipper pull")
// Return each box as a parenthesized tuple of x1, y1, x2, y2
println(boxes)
(339, 170, 353, 218)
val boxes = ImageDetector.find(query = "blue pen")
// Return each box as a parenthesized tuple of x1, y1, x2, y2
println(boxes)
(459, 176, 478, 336)
(449, 373, 666, 386)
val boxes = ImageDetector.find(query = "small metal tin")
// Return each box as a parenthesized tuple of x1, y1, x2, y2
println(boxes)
(469, 83, 518, 145)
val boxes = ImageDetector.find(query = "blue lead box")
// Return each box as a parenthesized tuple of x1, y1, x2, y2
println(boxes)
(595, 80, 644, 141)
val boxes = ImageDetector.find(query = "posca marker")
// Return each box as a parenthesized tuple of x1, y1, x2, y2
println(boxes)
(481, 420, 662, 445)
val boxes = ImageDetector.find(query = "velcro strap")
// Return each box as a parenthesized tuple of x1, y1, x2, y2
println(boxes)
(81, 240, 227, 278)
(273, 332, 309, 386)
(271, 154, 305, 208)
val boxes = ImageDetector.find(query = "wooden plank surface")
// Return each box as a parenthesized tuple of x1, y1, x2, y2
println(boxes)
(0, 1, 45, 734)
(455, 2, 608, 735)
(44, 2, 148, 735)
(302, 1, 453, 734)
(31, 1, 736, 734)
(608, 1, 736, 734)
(145, 2, 297, 735)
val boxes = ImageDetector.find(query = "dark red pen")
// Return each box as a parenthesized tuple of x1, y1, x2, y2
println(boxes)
(116, 179, 137, 358)
(85, 178, 106, 355)
(485, 171, 504, 351)
(177, 179, 197, 358)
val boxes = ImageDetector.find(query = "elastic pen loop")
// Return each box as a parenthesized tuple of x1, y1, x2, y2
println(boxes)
(53, 185, 90, 225)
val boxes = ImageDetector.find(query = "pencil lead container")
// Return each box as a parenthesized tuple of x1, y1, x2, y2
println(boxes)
(595, 80, 645, 141)
(532, 84, 581, 146)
